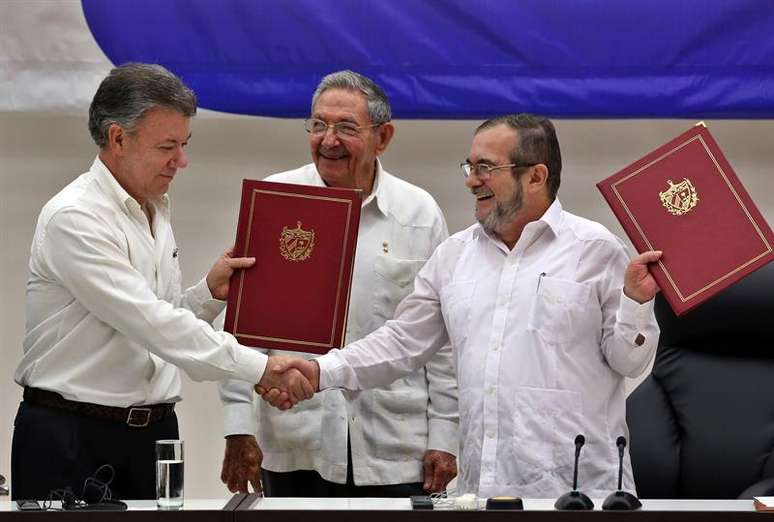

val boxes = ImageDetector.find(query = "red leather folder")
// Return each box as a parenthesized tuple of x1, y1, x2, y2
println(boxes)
(224, 180, 361, 353)
(597, 124, 774, 316)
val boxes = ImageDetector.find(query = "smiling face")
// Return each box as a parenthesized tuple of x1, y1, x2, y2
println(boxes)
(107, 106, 191, 206)
(465, 124, 527, 237)
(478, 175, 525, 236)
(309, 88, 393, 192)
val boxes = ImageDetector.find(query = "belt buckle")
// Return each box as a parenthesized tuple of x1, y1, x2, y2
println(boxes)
(127, 407, 152, 428)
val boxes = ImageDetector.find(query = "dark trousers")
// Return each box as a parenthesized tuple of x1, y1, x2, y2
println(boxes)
(11, 401, 178, 501)
(262, 437, 424, 497)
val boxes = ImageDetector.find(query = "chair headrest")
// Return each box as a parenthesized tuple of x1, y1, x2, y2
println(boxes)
(655, 261, 773, 357)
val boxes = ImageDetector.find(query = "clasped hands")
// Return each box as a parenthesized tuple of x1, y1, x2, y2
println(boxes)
(255, 355, 321, 410)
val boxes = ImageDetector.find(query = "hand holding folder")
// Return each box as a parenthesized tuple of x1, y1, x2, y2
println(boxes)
(598, 124, 774, 315)
(224, 180, 362, 353)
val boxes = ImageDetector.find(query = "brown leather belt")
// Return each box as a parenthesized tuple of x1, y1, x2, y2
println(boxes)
(23, 387, 175, 428)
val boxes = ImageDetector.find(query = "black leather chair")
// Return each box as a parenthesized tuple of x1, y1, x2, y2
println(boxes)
(627, 261, 774, 499)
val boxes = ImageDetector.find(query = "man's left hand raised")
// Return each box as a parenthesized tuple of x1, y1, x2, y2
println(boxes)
(623, 250, 662, 304)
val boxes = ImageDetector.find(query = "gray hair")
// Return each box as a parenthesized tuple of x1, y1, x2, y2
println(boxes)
(476, 113, 562, 200)
(311, 70, 391, 125)
(88, 63, 197, 148)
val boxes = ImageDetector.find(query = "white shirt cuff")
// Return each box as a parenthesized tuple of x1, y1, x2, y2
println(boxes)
(189, 276, 214, 304)
(316, 351, 341, 390)
(188, 277, 227, 322)
(618, 290, 656, 335)
(222, 400, 258, 436)
(427, 418, 459, 456)
(232, 348, 268, 384)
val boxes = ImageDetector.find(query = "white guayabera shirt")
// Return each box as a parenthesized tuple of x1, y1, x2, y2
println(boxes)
(220, 161, 459, 486)
(318, 199, 660, 498)
(15, 157, 266, 406)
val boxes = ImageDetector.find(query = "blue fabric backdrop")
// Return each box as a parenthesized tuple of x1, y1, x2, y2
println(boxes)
(82, 0, 774, 119)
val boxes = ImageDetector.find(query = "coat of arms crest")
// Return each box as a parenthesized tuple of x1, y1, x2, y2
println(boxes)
(658, 178, 699, 216)
(279, 221, 315, 261)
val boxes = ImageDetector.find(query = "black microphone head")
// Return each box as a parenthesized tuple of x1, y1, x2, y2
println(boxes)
(616, 436, 626, 448)
(575, 434, 585, 447)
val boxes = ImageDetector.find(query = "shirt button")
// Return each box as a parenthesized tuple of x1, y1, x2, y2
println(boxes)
(486, 429, 495, 438)
(487, 387, 496, 395)
(492, 343, 500, 351)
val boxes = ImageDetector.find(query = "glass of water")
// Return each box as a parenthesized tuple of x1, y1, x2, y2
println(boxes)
(155, 439, 184, 509)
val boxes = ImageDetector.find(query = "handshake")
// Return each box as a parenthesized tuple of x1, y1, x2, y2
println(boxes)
(254, 355, 321, 410)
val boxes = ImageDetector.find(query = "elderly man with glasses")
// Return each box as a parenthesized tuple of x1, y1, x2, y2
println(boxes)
(264, 113, 663, 499)
(218, 70, 459, 498)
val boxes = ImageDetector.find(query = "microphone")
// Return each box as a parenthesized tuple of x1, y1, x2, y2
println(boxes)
(572, 434, 584, 490)
(616, 436, 626, 491)
(554, 434, 594, 510)
(602, 436, 642, 511)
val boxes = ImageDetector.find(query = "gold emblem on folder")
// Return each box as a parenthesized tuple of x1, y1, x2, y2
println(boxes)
(659, 178, 699, 216)
(280, 221, 315, 261)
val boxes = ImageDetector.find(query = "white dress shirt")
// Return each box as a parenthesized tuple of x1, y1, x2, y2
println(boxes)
(318, 199, 659, 498)
(15, 157, 267, 407)
(220, 161, 459, 486)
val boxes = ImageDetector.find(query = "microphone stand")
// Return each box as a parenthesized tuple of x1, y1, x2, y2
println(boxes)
(602, 436, 642, 511)
(554, 435, 594, 510)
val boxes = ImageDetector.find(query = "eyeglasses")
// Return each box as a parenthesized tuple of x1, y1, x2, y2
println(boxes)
(459, 161, 537, 180)
(304, 118, 383, 138)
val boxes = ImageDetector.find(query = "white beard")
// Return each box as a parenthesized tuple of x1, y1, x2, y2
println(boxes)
(478, 184, 524, 236)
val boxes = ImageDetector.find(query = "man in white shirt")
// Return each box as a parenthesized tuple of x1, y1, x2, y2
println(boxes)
(266, 113, 663, 498)
(219, 70, 459, 497)
(11, 63, 310, 501)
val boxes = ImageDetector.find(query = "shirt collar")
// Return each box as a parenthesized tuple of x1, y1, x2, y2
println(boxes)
(91, 156, 170, 214)
(312, 159, 390, 214)
(368, 159, 391, 216)
(538, 198, 564, 236)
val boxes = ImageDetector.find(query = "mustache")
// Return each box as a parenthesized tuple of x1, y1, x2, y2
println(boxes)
(472, 187, 493, 197)
(319, 147, 348, 158)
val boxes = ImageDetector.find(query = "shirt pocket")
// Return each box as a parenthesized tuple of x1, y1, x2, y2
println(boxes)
(372, 255, 425, 321)
(439, 280, 476, 348)
(363, 388, 428, 461)
(503, 386, 583, 487)
(164, 256, 183, 304)
(258, 395, 324, 451)
(528, 276, 591, 343)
